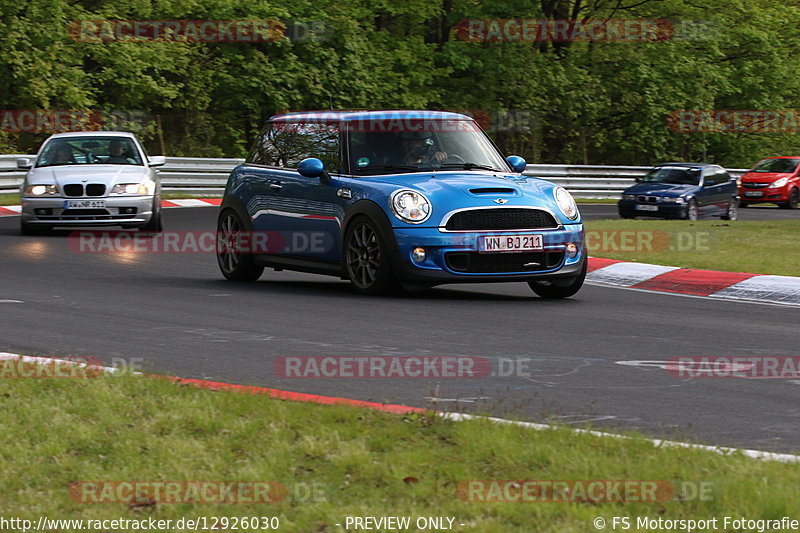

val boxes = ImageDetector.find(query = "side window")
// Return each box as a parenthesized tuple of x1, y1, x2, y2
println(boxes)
(247, 121, 341, 173)
(704, 169, 723, 185)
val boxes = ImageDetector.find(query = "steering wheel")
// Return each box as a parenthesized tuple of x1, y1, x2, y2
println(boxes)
(442, 153, 465, 164)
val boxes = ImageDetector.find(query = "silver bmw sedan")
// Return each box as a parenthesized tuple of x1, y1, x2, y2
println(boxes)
(18, 131, 164, 234)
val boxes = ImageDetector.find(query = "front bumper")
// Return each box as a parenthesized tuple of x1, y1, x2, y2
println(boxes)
(618, 199, 686, 218)
(739, 188, 788, 202)
(21, 195, 155, 226)
(387, 224, 585, 283)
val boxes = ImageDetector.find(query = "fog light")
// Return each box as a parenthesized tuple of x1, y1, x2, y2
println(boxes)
(412, 247, 426, 263)
(565, 242, 579, 258)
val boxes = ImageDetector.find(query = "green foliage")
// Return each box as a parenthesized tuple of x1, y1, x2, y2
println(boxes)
(0, 0, 798, 166)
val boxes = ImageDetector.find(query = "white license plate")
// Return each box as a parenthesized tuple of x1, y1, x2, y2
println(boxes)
(478, 234, 543, 253)
(635, 204, 659, 211)
(744, 191, 763, 197)
(64, 200, 106, 209)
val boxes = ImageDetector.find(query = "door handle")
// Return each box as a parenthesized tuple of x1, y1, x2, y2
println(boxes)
(268, 182, 283, 190)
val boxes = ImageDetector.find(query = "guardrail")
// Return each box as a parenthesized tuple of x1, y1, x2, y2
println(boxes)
(0, 155, 748, 199)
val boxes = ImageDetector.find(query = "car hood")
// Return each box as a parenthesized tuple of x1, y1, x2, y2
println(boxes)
(741, 171, 790, 182)
(26, 165, 150, 186)
(624, 182, 698, 196)
(372, 171, 552, 200)
(357, 171, 577, 225)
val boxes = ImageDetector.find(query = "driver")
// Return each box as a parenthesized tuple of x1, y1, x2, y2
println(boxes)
(400, 132, 447, 165)
(106, 139, 134, 164)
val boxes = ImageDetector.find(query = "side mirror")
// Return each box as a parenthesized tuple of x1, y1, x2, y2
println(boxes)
(297, 157, 331, 183)
(16, 158, 32, 170)
(506, 155, 527, 174)
(148, 156, 166, 167)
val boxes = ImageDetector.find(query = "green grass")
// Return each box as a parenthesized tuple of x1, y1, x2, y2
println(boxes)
(1, 372, 798, 532)
(0, 192, 19, 205)
(575, 198, 619, 204)
(586, 219, 800, 276)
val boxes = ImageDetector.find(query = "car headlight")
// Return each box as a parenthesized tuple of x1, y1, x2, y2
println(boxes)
(390, 189, 431, 224)
(622, 193, 636, 200)
(554, 186, 579, 220)
(111, 183, 149, 194)
(769, 177, 788, 188)
(24, 184, 59, 196)
(660, 196, 683, 203)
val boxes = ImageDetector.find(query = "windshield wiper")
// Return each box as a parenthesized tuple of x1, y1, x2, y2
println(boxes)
(436, 163, 502, 172)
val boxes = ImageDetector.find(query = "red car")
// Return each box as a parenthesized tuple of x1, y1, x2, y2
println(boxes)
(739, 156, 800, 209)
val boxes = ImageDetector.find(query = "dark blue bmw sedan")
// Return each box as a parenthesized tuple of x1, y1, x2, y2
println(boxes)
(617, 163, 739, 221)
(216, 110, 586, 297)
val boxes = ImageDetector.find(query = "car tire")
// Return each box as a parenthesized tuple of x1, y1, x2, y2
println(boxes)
(216, 208, 264, 282)
(739, 202, 749, 208)
(528, 255, 587, 299)
(721, 198, 738, 220)
(20, 220, 49, 236)
(685, 199, 698, 221)
(344, 216, 398, 295)
(780, 188, 799, 209)
(139, 196, 163, 232)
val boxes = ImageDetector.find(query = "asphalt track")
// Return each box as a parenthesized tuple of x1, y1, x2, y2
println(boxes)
(1, 207, 799, 453)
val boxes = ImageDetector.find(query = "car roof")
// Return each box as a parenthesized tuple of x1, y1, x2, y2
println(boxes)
(271, 110, 472, 122)
(756, 156, 800, 159)
(655, 162, 718, 169)
(47, 131, 137, 139)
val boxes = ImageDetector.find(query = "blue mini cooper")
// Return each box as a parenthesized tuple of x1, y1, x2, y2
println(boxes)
(216, 111, 586, 297)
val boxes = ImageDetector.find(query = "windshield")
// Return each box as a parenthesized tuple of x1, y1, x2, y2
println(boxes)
(641, 167, 701, 185)
(36, 137, 144, 167)
(750, 158, 799, 173)
(347, 120, 509, 175)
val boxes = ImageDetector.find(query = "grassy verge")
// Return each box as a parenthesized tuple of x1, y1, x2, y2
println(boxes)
(0, 192, 221, 205)
(1, 372, 798, 532)
(575, 198, 619, 204)
(585, 219, 800, 276)
(0, 192, 19, 205)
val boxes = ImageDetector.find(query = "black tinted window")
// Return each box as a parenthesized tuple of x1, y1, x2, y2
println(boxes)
(248, 122, 341, 173)
(641, 167, 701, 185)
(704, 168, 727, 185)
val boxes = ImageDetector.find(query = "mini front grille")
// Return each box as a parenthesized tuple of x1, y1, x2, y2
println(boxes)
(444, 208, 558, 231)
(445, 251, 564, 274)
(63, 184, 83, 197)
(86, 184, 106, 196)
